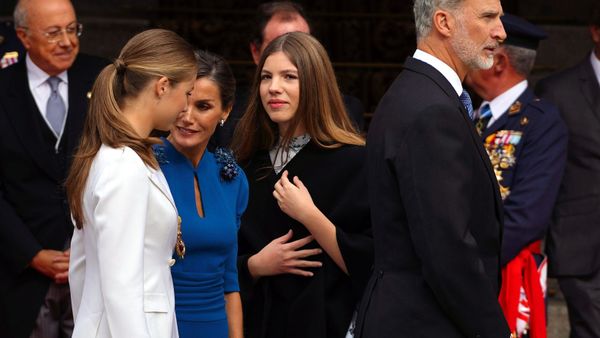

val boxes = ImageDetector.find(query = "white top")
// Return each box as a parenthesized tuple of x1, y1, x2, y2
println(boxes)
(591, 51, 600, 87)
(269, 134, 311, 174)
(26, 54, 69, 147)
(413, 49, 463, 96)
(477, 80, 528, 128)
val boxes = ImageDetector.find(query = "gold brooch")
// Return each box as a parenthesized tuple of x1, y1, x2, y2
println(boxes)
(508, 101, 522, 115)
(175, 216, 186, 259)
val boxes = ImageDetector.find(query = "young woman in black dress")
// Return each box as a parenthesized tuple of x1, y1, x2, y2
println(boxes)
(232, 31, 373, 338)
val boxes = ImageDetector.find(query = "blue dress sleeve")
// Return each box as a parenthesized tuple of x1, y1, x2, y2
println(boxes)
(224, 170, 249, 293)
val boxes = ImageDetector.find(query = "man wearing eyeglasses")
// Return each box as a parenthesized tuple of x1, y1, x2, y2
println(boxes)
(0, 0, 107, 337)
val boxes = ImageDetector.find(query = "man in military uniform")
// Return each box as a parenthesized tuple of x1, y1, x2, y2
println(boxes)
(0, 20, 25, 68)
(466, 13, 568, 338)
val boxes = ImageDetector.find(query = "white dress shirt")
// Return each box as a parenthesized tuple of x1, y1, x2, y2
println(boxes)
(477, 80, 528, 128)
(591, 51, 600, 87)
(26, 54, 69, 147)
(413, 49, 463, 97)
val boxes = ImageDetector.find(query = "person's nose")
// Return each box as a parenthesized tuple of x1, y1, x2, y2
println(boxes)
(269, 76, 282, 94)
(493, 19, 507, 43)
(57, 30, 73, 48)
(182, 99, 192, 115)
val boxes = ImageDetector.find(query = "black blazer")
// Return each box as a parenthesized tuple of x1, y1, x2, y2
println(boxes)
(355, 57, 509, 338)
(536, 55, 600, 277)
(0, 54, 107, 338)
(238, 143, 373, 338)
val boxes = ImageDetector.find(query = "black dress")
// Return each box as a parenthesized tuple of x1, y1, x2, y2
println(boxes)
(238, 142, 373, 338)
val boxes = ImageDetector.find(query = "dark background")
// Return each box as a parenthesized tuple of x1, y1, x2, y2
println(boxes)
(1, 0, 597, 123)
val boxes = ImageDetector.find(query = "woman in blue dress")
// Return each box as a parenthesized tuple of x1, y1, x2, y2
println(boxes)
(154, 50, 247, 338)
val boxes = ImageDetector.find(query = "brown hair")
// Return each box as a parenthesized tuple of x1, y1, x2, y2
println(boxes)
(232, 31, 364, 163)
(66, 29, 196, 229)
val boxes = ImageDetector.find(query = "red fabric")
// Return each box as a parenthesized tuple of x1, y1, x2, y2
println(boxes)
(498, 241, 546, 338)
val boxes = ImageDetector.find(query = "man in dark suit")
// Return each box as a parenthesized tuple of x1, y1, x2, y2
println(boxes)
(0, 0, 107, 337)
(535, 5, 600, 338)
(355, 0, 510, 337)
(467, 14, 568, 337)
(212, 1, 365, 148)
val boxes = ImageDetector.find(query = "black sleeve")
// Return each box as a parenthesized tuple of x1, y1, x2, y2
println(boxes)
(396, 105, 509, 337)
(0, 174, 42, 273)
(333, 147, 374, 299)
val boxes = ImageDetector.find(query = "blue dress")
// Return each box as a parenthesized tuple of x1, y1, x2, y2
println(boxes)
(155, 139, 248, 338)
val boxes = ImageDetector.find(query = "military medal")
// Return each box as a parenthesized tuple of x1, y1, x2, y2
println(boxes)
(175, 216, 186, 259)
(508, 101, 522, 115)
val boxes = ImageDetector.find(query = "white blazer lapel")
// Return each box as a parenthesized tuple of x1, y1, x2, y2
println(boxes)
(146, 166, 177, 211)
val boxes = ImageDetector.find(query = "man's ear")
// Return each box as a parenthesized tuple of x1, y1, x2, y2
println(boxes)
(493, 51, 508, 73)
(250, 42, 261, 65)
(15, 28, 31, 50)
(155, 76, 170, 98)
(433, 9, 454, 38)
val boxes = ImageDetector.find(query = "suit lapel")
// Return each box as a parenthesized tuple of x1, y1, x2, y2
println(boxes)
(579, 60, 600, 122)
(483, 113, 509, 139)
(64, 57, 94, 157)
(146, 167, 177, 212)
(3, 62, 60, 180)
(405, 57, 504, 221)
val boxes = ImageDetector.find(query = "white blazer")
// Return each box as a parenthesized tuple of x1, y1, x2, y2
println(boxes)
(69, 145, 179, 338)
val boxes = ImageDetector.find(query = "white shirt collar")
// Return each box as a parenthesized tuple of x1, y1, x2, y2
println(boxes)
(591, 51, 600, 87)
(413, 49, 463, 97)
(479, 80, 528, 124)
(26, 53, 68, 88)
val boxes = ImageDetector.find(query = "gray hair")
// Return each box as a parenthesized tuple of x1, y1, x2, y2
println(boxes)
(414, 0, 464, 42)
(13, 0, 28, 28)
(503, 45, 537, 77)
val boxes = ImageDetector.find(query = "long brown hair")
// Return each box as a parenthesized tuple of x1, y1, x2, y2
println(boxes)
(232, 31, 364, 163)
(66, 29, 197, 229)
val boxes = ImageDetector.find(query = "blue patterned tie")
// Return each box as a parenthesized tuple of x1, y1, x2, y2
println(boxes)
(459, 90, 474, 120)
(46, 76, 66, 136)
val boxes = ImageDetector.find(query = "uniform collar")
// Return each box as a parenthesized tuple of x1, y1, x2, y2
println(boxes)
(413, 49, 463, 96)
(25, 53, 68, 89)
(479, 80, 528, 122)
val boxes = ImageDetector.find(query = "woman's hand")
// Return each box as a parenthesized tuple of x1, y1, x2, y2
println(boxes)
(247, 229, 322, 279)
(273, 171, 316, 223)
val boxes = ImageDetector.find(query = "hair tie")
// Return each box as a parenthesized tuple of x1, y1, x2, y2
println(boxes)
(114, 58, 127, 73)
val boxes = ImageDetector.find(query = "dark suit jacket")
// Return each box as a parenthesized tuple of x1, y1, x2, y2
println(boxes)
(211, 84, 366, 149)
(0, 53, 107, 338)
(536, 54, 600, 277)
(355, 57, 509, 338)
(480, 88, 567, 265)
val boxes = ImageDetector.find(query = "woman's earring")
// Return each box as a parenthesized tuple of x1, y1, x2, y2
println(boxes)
(219, 119, 225, 127)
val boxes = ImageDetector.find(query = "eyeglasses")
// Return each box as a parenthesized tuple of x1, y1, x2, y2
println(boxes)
(20, 23, 83, 44)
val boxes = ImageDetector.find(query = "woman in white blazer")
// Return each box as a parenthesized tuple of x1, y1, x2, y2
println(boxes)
(65, 29, 198, 338)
